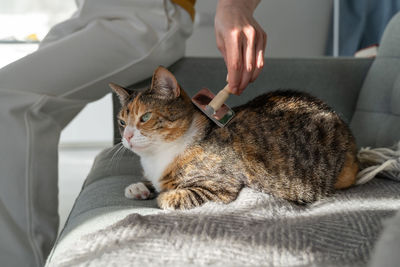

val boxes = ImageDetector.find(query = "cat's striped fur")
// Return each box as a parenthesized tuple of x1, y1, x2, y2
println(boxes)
(111, 66, 358, 210)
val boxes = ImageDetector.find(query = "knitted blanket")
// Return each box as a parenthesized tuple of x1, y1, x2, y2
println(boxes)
(48, 177, 400, 267)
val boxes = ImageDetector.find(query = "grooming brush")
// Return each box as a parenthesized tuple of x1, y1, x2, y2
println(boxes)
(191, 84, 235, 127)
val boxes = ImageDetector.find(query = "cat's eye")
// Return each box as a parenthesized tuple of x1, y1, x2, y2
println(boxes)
(140, 112, 152, 123)
(118, 119, 126, 127)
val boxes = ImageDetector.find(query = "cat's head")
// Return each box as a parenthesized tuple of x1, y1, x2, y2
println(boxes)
(110, 66, 196, 155)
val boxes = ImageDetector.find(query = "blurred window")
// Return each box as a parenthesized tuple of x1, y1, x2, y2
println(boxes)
(0, 0, 76, 42)
(0, 0, 76, 68)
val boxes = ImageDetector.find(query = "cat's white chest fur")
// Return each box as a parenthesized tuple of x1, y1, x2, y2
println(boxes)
(139, 121, 198, 192)
(140, 147, 179, 192)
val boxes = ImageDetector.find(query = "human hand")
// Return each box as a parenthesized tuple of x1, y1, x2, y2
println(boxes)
(215, 0, 266, 95)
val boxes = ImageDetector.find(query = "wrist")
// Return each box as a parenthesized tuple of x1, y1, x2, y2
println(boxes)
(217, 0, 260, 13)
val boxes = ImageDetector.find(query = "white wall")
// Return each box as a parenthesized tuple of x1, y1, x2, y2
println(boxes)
(186, 0, 333, 57)
(0, 0, 75, 40)
(59, 94, 113, 145)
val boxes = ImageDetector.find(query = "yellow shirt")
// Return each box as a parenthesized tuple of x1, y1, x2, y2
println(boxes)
(171, 0, 196, 21)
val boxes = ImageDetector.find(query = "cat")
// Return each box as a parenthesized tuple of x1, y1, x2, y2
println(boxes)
(110, 66, 359, 210)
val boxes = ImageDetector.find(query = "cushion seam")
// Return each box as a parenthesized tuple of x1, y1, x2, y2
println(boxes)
(355, 109, 400, 117)
(376, 55, 400, 59)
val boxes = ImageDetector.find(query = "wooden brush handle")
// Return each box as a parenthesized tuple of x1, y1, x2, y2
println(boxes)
(208, 84, 230, 111)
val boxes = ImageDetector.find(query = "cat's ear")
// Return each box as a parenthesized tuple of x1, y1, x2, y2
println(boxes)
(150, 66, 180, 99)
(109, 83, 131, 106)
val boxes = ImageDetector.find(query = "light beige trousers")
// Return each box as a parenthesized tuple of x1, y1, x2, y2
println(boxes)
(0, 0, 192, 265)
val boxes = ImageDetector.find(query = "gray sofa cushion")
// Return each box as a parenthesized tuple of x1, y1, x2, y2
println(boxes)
(350, 12, 400, 148)
(370, 209, 400, 267)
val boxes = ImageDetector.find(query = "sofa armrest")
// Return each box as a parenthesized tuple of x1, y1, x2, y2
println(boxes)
(113, 57, 373, 144)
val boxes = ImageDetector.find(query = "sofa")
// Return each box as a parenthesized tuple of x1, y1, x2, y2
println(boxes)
(46, 12, 400, 267)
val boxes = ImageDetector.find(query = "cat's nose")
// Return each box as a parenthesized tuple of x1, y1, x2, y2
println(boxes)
(124, 131, 134, 142)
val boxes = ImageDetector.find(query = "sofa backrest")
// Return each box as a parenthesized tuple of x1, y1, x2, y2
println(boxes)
(350, 12, 400, 148)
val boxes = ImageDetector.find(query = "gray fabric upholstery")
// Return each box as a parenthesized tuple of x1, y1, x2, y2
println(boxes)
(350, 12, 400, 148)
(363, 15, 400, 266)
(369, 210, 400, 267)
(83, 146, 141, 188)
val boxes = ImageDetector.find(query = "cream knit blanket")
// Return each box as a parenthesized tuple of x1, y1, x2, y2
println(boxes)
(48, 178, 400, 267)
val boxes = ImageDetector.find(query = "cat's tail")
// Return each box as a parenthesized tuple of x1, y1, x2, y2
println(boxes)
(355, 141, 400, 185)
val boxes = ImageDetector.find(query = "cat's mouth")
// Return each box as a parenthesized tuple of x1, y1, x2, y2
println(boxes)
(131, 142, 150, 152)
(132, 144, 146, 150)
(122, 138, 149, 152)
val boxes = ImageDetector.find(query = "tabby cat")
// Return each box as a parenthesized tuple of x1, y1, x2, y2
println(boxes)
(110, 66, 358, 210)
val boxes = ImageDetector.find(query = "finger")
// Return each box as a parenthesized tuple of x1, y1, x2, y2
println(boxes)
(218, 42, 229, 84)
(225, 31, 243, 95)
(218, 30, 229, 83)
(216, 34, 227, 63)
(251, 30, 266, 82)
(238, 28, 256, 94)
(244, 26, 256, 74)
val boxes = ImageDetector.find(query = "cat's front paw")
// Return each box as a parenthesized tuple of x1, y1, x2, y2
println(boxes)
(157, 189, 204, 210)
(125, 182, 151, 200)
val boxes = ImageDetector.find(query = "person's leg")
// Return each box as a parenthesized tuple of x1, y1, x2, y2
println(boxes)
(0, 0, 192, 266)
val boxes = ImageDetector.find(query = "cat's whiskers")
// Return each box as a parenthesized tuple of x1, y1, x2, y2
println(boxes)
(109, 142, 127, 170)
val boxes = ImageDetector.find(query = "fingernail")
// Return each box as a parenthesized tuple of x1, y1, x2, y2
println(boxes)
(257, 52, 264, 68)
